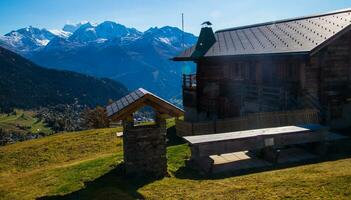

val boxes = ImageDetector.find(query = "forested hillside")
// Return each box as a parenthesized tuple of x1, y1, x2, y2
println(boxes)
(0, 47, 128, 110)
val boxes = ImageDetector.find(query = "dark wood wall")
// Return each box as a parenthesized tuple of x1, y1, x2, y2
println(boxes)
(308, 31, 351, 120)
(195, 57, 305, 119)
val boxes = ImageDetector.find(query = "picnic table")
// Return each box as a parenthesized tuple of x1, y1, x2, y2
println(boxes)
(183, 124, 328, 172)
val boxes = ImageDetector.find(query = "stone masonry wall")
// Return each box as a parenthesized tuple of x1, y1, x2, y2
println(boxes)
(123, 119, 167, 178)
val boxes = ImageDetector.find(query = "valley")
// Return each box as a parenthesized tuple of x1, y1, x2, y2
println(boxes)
(0, 110, 53, 145)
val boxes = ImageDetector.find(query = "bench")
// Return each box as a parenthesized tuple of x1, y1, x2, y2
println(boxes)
(183, 124, 328, 172)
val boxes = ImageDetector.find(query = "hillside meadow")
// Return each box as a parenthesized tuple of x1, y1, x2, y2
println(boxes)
(0, 121, 351, 199)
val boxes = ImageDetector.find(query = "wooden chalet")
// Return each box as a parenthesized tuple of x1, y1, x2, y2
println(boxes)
(173, 9, 351, 129)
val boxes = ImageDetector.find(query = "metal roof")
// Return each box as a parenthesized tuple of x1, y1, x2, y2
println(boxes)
(174, 8, 351, 60)
(106, 88, 184, 120)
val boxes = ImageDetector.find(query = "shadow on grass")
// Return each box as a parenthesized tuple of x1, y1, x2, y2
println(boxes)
(37, 164, 159, 200)
(38, 125, 185, 200)
(166, 125, 185, 146)
(38, 127, 351, 198)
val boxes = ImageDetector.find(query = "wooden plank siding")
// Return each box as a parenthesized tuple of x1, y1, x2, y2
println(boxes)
(194, 58, 306, 120)
(307, 30, 351, 120)
(176, 109, 319, 136)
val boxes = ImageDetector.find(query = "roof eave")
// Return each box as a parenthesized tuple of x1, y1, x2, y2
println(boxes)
(171, 57, 196, 62)
(200, 51, 310, 61)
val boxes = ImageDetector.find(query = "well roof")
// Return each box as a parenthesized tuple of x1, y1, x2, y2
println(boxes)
(106, 88, 184, 121)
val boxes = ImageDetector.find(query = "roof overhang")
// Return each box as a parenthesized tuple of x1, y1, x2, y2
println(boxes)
(171, 57, 196, 62)
(172, 50, 310, 63)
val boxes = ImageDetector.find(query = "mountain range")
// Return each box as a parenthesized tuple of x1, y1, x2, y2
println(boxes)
(0, 21, 198, 101)
(0, 46, 128, 110)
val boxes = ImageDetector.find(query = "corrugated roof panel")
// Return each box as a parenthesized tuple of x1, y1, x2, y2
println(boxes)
(219, 32, 229, 53)
(130, 91, 139, 102)
(247, 28, 265, 50)
(111, 102, 118, 112)
(224, 31, 237, 53)
(255, 26, 275, 49)
(116, 100, 124, 110)
(232, 30, 244, 51)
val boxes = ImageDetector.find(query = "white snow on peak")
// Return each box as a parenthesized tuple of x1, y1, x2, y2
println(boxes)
(35, 38, 50, 46)
(158, 37, 172, 45)
(95, 38, 107, 43)
(86, 27, 96, 32)
(49, 29, 72, 38)
(79, 20, 90, 25)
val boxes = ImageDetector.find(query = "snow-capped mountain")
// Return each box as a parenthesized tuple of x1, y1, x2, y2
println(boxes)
(0, 21, 198, 100)
(0, 26, 73, 55)
(0, 26, 55, 54)
(67, 21, 142, 43)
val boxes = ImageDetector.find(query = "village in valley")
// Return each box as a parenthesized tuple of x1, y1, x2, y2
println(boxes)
(0, 1, 351, 199)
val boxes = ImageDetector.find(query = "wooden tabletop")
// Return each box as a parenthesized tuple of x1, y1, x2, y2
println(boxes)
(183, 124, 325, 144)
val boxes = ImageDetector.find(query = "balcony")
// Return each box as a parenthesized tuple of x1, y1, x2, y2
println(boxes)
(182, 74, 197, 108)
(183, 74, 196, 90)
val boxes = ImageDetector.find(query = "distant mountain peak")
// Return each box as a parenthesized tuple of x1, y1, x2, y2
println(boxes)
(145, 26, 182, 35)
(1, 26, 57, 53)
(67, 21, 142, 43)
(62, 21, 92, 33)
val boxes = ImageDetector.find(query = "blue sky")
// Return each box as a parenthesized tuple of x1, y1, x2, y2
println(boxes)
(1, 0, 351, 35)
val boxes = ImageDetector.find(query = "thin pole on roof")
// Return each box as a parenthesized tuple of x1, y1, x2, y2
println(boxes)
(182, 13, 184, 49)
(181, 13, 187, 75)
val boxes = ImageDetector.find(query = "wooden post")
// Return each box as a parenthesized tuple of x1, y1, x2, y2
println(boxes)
(300, 62, 306, 90)
(183, 74, 186, 88)
(123, 114, 134, 129)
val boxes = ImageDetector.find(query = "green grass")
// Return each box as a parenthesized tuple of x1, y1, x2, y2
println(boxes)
(0, 123, 351, 200)
(0, 110, 52, 135)
(0, 127, 123, 200)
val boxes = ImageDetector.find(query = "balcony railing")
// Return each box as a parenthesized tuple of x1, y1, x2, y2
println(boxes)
(183, 74, 196, 90)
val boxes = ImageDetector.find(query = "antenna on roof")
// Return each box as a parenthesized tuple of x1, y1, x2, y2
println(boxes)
(181, 13, 186, 75)
(182, 13, 184, 49)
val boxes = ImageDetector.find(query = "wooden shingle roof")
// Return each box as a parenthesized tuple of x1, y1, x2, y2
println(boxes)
(106, 88, 184, 121)
(174, 8, 351, 60)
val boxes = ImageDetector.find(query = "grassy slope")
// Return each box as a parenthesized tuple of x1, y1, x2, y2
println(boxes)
(0, 110, 52, 135)
(0, 123, 351, 200)
(0, 127, 123, 199)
